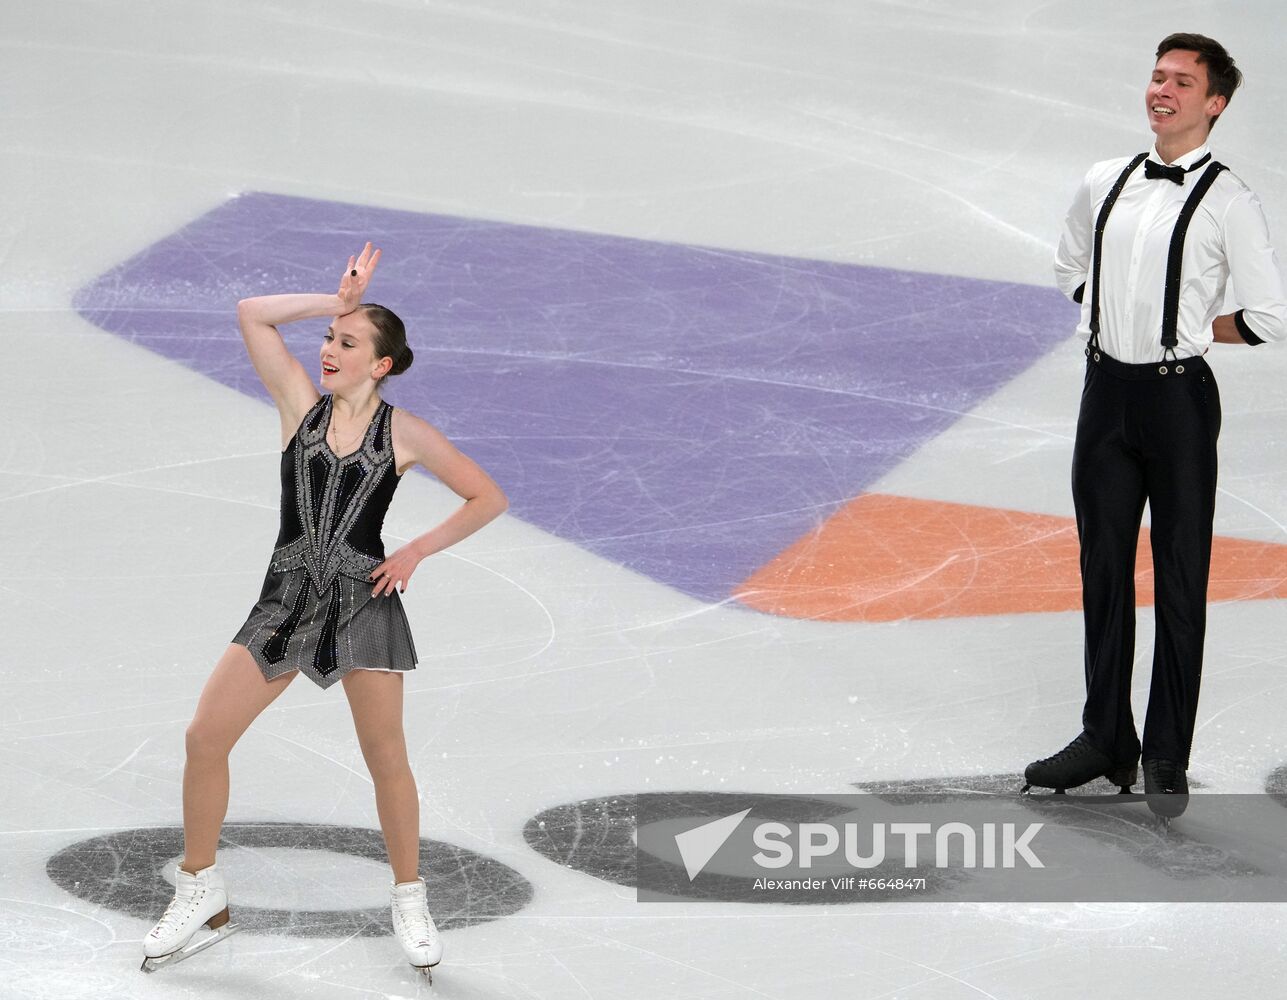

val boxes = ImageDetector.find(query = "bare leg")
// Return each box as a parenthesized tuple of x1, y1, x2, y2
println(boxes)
(181, 644, 297, 873)
(342, 669, 420, 883)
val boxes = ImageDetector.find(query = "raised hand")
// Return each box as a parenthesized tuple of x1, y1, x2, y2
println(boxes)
(337, 242, 382, 315)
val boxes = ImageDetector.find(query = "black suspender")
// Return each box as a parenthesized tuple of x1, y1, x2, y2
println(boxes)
(1087, 152, 1227, 356)
(1089, 153, 1147, 349)
(1162, 161, 1228, 348)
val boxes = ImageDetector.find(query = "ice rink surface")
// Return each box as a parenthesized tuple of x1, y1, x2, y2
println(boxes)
(6, 2, 1287, 997)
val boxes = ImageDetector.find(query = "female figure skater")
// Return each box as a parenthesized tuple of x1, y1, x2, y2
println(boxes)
(141, 243, 508, 980)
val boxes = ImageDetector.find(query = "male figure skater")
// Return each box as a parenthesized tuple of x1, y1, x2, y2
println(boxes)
(1024, 34, 1287, 811)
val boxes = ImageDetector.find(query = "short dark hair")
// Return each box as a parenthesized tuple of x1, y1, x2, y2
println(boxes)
(360, 303, 414, 384)
(1156, 33, 1242, 126)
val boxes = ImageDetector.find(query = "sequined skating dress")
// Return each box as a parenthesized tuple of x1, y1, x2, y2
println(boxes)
(233, 395, 417, 689)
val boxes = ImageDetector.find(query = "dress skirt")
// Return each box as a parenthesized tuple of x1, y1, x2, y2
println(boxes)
(233, 564, 418, 690)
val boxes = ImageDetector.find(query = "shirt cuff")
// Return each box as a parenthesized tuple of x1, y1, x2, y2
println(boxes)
(1235, 309, 1265, 345)
(1072, 283, 1085, 304)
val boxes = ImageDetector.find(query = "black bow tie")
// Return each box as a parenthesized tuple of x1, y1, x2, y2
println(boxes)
(1144, 152, 1212, 185)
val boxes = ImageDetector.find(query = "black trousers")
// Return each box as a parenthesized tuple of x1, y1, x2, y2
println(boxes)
(1071, 351, 1221, 768)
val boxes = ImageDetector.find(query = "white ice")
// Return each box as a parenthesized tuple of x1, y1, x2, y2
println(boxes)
(5, 2, 1287, 998)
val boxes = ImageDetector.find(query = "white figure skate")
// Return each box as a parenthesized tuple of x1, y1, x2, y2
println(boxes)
(140, 863, 239, 973)
(391, 877, 443, 982)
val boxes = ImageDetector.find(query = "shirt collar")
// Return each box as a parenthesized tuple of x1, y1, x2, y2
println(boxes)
(1149, 142, 1212, 169)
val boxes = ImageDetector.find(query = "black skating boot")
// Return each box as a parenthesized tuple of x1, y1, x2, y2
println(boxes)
(1142, 758, 1189, 820)
(1022, 732, 1138, 794)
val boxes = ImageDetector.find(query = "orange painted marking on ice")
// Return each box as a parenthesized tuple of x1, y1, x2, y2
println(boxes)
(735, 493, 1287, 622)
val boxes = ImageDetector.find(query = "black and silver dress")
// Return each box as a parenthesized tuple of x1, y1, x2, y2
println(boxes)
(233, 395, 418, 689)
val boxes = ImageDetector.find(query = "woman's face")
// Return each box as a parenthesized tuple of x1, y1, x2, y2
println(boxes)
(319, 311, 389, 390)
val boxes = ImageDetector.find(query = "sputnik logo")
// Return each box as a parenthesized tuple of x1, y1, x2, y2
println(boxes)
(674, 809, 752, 881)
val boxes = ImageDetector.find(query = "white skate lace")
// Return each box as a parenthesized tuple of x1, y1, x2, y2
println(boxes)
(150, 884, 203, 939)
(394, 894, 437, 946)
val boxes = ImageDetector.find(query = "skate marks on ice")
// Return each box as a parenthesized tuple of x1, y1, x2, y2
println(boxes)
(853, 775, 1269, 885)
(853, 773, 1024, 799)
(1267, 765, 1287, 806)
(854, 772, 1208, 798)
(525, 791, 964, 902)
(72, 191, 1072, 607)
(46, 821, 532, 936)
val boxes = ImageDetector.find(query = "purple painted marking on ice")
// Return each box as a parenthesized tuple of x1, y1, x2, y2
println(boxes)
(74, 192, 1075, 603)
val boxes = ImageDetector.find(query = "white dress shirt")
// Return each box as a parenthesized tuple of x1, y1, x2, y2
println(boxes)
(1054, 142, 1287, 364)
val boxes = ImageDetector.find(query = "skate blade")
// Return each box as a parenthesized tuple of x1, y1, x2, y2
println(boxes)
(140, 921, 240, 974)
(411, 957, 441, 984)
